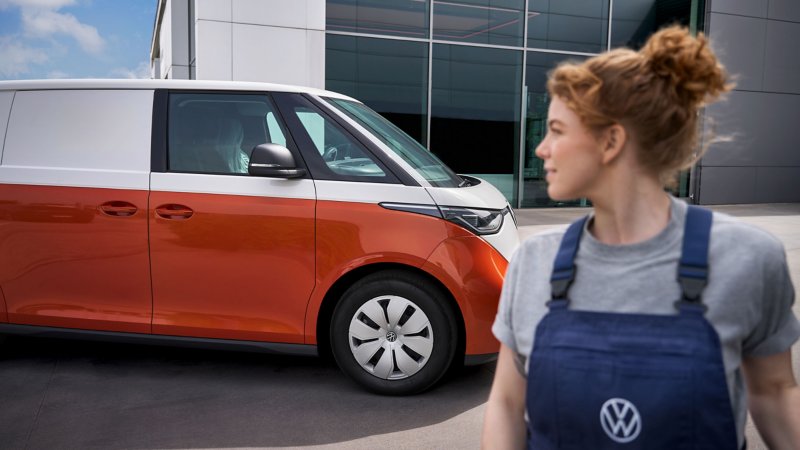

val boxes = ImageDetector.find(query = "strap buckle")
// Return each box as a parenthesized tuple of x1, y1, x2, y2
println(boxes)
(550, 269, 574, 300)
(677, 265, 707, 303)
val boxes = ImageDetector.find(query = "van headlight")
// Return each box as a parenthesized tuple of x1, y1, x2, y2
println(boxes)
(440, 206, 507, 235)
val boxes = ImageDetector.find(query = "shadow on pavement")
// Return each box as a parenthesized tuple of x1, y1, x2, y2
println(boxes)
(0, 335, 493, 450)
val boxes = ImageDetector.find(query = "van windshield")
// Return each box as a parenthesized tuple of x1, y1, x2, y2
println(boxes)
(323, 98, 464, 188)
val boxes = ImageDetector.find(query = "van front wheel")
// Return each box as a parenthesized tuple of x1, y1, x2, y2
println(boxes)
(330, 271, 458, 395)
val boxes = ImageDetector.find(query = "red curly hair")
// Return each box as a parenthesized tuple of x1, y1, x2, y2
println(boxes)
(547, 26, 734, 187)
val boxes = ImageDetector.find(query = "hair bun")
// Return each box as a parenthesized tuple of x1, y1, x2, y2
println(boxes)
(641, 26, 731, 106)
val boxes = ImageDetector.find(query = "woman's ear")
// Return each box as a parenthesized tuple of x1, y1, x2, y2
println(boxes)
(599, 124, 627, 165)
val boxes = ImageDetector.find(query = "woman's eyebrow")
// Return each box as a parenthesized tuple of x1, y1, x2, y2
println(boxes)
(548, 119, 564, 127)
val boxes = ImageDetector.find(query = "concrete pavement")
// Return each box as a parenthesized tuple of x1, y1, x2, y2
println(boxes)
(1, 203, 798, 449)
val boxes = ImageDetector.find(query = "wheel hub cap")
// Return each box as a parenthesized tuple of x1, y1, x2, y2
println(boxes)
(348, 295, 434, 380)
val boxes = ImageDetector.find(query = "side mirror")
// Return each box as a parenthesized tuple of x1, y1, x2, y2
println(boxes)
(248, 143, 306, 179)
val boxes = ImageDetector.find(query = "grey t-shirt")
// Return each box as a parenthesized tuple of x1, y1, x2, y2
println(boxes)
(493, 197, 800, 447)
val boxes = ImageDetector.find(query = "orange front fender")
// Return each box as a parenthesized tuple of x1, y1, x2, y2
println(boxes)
(422, 236, 508, 356)
(303, 201, 472, 345)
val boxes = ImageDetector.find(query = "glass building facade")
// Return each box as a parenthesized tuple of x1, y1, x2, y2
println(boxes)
(326, 0, 701, 207)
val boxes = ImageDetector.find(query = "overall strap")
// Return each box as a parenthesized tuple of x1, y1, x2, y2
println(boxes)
(550, 215, 589, 301)
(677, 205, 713, 306)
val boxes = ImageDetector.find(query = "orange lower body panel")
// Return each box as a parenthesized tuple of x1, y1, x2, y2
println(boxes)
(0, 184, 152, 333)
(422, 236, 508, 355)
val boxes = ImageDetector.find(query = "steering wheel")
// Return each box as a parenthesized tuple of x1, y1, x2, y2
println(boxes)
(324, 143, 352, 162)
(323, 146, 338, 162)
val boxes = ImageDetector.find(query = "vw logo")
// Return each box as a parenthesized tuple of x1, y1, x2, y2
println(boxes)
(600, 398, 642, 443)
(386, 331, 397, 342)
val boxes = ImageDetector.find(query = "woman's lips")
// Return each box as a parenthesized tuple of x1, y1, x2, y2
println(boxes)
(545, 168, 555, 181)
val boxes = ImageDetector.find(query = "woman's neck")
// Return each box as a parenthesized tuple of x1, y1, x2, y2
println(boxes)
(587, 174, 672, 246)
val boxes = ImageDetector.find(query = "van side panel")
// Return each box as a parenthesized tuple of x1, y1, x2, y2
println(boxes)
(0, 91, 14, 164)
(0, 90, 153, 333)
(0, 90, 151, 190)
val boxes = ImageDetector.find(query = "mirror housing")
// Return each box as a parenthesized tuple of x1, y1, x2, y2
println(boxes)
(248, 143, 306, 178)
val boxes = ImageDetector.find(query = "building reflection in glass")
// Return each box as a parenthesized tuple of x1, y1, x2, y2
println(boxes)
(522, 52, 588, 208)
(431, 44, 522, 205)
(527, 0, 609, 53)
(433, 0, 525, 47)
(326, 0, 430, 38)
(326, 34, 429, 145)
(612, 0, 693, 50)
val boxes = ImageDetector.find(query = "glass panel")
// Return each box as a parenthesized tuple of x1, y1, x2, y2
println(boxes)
(293, 106, 386, 178)
(527, 0, 609, 53)
(433, 0, 525, 47)
(326, 0, 430, 38)
(325, 98, 464, 187)
(611, 0, 693, 50)
(326, 34, 429, 145)
(168, 93, 287, 175)
(521, 52, 588, 207)
(431, 44, 522, 204)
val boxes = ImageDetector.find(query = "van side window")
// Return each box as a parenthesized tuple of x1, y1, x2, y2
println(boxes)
(168, 93, 288, 175)
(292, 106, 386, 178)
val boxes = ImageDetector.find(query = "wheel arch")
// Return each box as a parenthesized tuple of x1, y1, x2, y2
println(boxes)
(314, 262, 466, 363)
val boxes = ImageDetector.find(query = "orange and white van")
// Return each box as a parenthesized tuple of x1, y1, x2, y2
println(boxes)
(0, 80, 518, 394)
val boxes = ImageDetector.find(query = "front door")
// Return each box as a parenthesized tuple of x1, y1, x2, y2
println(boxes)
(149, 92, 315, 344)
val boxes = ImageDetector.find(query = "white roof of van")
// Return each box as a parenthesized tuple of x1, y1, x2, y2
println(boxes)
(0, 79, 358, 102)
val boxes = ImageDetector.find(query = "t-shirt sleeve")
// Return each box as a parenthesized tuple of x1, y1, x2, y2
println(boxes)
(492, 246, 523, 353)
(742, 244, 800, 358)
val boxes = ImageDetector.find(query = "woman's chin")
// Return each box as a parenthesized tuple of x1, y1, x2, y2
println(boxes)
(546, 185, 571, 202)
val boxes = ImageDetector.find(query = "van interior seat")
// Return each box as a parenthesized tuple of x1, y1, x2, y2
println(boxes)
(215, 117, 247, 173)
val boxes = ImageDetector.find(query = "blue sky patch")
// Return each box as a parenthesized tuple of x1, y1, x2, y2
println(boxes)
(0, 0, 156, 80)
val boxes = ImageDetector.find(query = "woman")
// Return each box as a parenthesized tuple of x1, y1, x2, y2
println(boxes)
(482, 26, 800, 449)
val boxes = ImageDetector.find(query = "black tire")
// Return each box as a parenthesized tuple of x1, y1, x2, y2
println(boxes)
(330, 270, 458, 395)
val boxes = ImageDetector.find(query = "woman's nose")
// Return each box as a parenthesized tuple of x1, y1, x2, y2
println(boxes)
(535, 139, 549, 159)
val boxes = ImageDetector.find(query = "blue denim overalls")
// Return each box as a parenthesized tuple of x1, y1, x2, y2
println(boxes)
(526, 206, 739, 449)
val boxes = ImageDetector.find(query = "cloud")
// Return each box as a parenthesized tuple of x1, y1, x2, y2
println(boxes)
(109, 61, 150, 79)
(0, 0, 105, 56)
(46, 69, 67, 78)
(0, 37, 49, 77)
(22, 9, 105, 54)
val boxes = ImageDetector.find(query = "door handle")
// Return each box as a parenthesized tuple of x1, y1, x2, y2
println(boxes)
(100, 201, 137, 217)
(155, 204, 194, 220)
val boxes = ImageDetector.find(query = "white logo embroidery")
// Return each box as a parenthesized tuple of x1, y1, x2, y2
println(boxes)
(600, 398, 642, 443)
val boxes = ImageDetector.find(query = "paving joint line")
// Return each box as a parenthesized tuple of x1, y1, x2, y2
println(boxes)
(25, 354, 58, 450)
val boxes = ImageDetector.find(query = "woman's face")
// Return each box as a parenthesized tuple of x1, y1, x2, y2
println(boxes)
(535, 96, 604, 201)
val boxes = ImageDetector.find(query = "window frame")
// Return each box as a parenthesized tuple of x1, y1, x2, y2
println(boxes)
(160, 90, 309, 178)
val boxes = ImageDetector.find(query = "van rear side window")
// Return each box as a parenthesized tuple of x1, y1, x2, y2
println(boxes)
(168, 93, 288, 175)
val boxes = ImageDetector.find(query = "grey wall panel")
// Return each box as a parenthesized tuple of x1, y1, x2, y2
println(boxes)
(768, 0, 800, 23)
(707, 13, 766, 91)
(699, 166, 757, 205)
(703, 91, 800, 167)
(755, 167, 800, 203)
(709, 0, 768, 18)
(763, 20, 800, 94)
